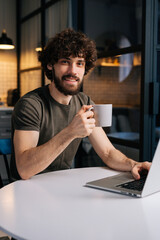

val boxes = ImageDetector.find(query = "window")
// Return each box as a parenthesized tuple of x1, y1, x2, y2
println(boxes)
(17, 0, 71, 96)
(83, 0, 142, 160)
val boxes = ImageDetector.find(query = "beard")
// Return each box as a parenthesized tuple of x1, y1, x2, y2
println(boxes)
(53, 70, 83, 96)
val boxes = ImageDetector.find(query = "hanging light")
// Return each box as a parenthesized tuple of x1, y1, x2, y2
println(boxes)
(0, 29, 15, 50)
(35, 46, 42, 52)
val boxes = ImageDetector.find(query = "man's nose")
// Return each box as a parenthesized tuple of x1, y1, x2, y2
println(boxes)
(68, 63, 78, 76)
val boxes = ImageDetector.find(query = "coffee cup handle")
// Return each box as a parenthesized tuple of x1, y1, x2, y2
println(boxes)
(87, 107, 94, 111)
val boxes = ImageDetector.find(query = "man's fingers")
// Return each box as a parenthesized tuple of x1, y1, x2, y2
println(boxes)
(131, 168, 140, 180)
(131, 161, 151, 180)
(77, 105, 94, 119)
(78, 105, 93, 114)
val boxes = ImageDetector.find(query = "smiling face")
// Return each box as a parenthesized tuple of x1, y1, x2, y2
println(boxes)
(48, 56, 85, 96)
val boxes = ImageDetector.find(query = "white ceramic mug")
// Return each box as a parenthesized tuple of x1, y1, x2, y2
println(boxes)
(93, 104, 112, 127)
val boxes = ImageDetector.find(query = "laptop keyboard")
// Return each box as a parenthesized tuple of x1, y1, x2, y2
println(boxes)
(117, 175, 147, 191)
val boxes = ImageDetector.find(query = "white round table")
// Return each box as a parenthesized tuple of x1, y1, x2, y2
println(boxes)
(0, 167, 160, 240)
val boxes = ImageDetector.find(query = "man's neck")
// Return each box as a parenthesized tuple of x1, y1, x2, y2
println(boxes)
(49, 82, 72, 105)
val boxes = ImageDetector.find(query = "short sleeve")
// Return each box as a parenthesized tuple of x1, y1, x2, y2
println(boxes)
(12, 97, 42, 132)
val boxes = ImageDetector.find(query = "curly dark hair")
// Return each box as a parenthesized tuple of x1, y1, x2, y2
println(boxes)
(38, 28, 97, 80)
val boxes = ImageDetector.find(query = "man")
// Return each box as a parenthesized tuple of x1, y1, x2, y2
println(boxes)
(10, 28, 151, 180)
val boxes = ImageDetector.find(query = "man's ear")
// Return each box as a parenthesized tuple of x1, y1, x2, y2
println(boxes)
(47, 64, 52, 70)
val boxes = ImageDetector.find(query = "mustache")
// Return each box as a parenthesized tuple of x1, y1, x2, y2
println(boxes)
(62, 74, 80, 81)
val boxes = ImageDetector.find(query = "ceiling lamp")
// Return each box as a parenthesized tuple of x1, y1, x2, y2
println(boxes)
(35, 46, 42, 52)
(0, 29, 15, 50)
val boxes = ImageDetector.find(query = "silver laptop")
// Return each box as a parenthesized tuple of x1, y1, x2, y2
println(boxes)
(86, 139, 160, 198)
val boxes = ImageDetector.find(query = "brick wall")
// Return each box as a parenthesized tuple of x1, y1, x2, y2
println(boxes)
(83, 65, 141, 107)
(0, 51, 17, 103)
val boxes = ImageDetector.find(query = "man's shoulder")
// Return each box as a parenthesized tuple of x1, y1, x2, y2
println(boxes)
(13, 86, 50, 116)
(17, 85, 49, 105)
(23, 85, 48, 99)
(73, 92, 94, 105)
(75, 92, 89, 102)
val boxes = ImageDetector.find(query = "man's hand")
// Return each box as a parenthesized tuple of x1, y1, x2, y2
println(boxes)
(69, 105, 96, 138)
(131, 161, 151, 180)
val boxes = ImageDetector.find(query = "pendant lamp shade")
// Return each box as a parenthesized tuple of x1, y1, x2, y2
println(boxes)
(0, 29, 15, 50)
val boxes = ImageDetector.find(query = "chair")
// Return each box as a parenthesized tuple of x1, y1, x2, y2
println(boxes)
(0, 139, 12, 184)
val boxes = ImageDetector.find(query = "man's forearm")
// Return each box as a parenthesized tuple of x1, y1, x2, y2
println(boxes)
(102, 148, 137, 172)
(16, 127, 75, 180)
(15, 105, 95, 180)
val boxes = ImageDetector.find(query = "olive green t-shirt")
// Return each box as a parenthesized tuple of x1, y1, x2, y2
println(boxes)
(10, 85, 94, 180)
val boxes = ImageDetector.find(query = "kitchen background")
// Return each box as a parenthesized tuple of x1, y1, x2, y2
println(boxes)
(0, 0, 17, 104)
(0, 0, 141, 108)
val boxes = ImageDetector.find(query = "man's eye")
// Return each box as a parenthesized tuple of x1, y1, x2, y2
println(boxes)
(77, 62, 85, 67)
(60, 60, 69, 64)
(59, 59, 68, 65)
